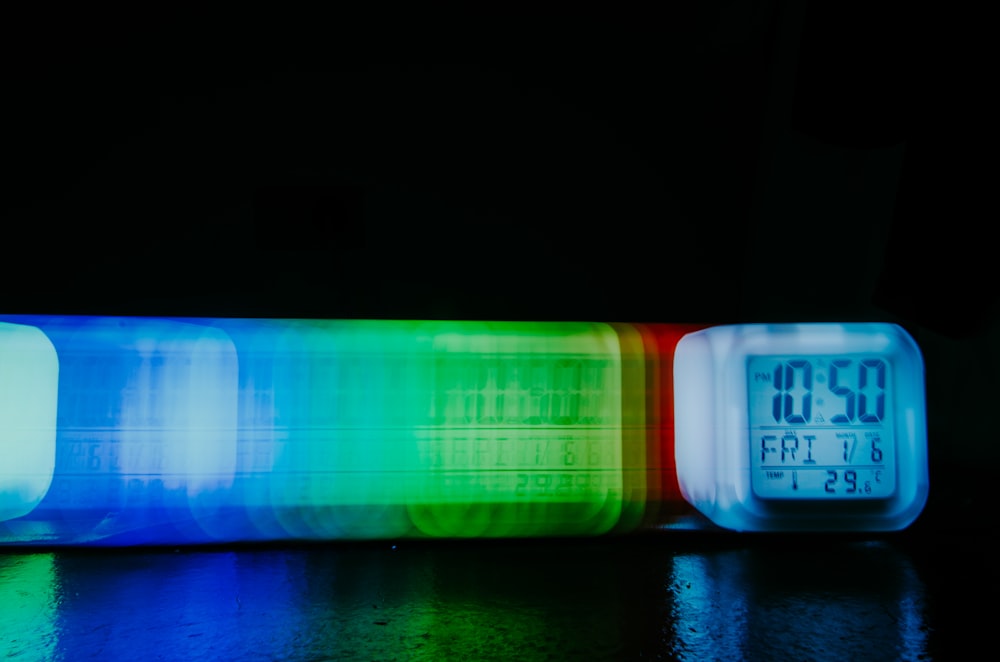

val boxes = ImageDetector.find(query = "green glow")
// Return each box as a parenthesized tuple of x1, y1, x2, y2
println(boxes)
(610, 322, 648, 533)
(230, 320, 625, 539)
(0, 322, 58, 522)
(407, 321, 623, 537)
(0, 554, 58, 658)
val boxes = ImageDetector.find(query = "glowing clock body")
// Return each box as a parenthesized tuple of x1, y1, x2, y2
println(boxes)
(674, 323, 929, 532)
(0, 322, 58, 522)
(0, 316, 928, 545)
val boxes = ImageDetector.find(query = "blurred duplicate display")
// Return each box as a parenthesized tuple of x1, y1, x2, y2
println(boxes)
(0, 317, 238, 545)
(0, 316, 928, 546)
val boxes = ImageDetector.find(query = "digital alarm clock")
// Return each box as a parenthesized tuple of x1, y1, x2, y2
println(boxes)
(673, 323, 929, 532)
(0, 316, 928, 545)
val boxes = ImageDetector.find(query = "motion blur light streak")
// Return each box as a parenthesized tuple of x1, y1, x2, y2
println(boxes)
(0, 316, 928, 545)
(0, 316, 674, 545)
(1, 316, 239, 545)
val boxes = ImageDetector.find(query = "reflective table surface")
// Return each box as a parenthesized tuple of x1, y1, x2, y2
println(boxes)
(1, 524, 992, 660)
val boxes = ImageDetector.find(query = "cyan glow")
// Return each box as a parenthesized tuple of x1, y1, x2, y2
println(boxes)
(0, 322, 58, 522)
(249, 320, 419, 540)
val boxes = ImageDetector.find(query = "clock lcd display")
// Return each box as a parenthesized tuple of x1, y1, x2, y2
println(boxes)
(747, 355, 895, 500)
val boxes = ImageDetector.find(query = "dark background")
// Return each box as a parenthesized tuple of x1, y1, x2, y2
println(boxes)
(2, 2, 995, 658)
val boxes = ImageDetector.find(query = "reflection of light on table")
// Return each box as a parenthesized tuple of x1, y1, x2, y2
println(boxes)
(666, 541, 928, 660)
(0, 539, 948, 659)
(668, 554, 748, 657)
(0, 553, 58, 660)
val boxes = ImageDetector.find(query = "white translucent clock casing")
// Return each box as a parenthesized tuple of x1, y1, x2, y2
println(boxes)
(0, 322, 59, 521)
(673, 323, 928, 532)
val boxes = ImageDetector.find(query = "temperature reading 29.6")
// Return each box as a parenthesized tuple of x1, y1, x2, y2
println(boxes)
(748, 355, 895, 500)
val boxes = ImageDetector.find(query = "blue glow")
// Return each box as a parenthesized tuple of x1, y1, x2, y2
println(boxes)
(1, 316, 238, 545)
